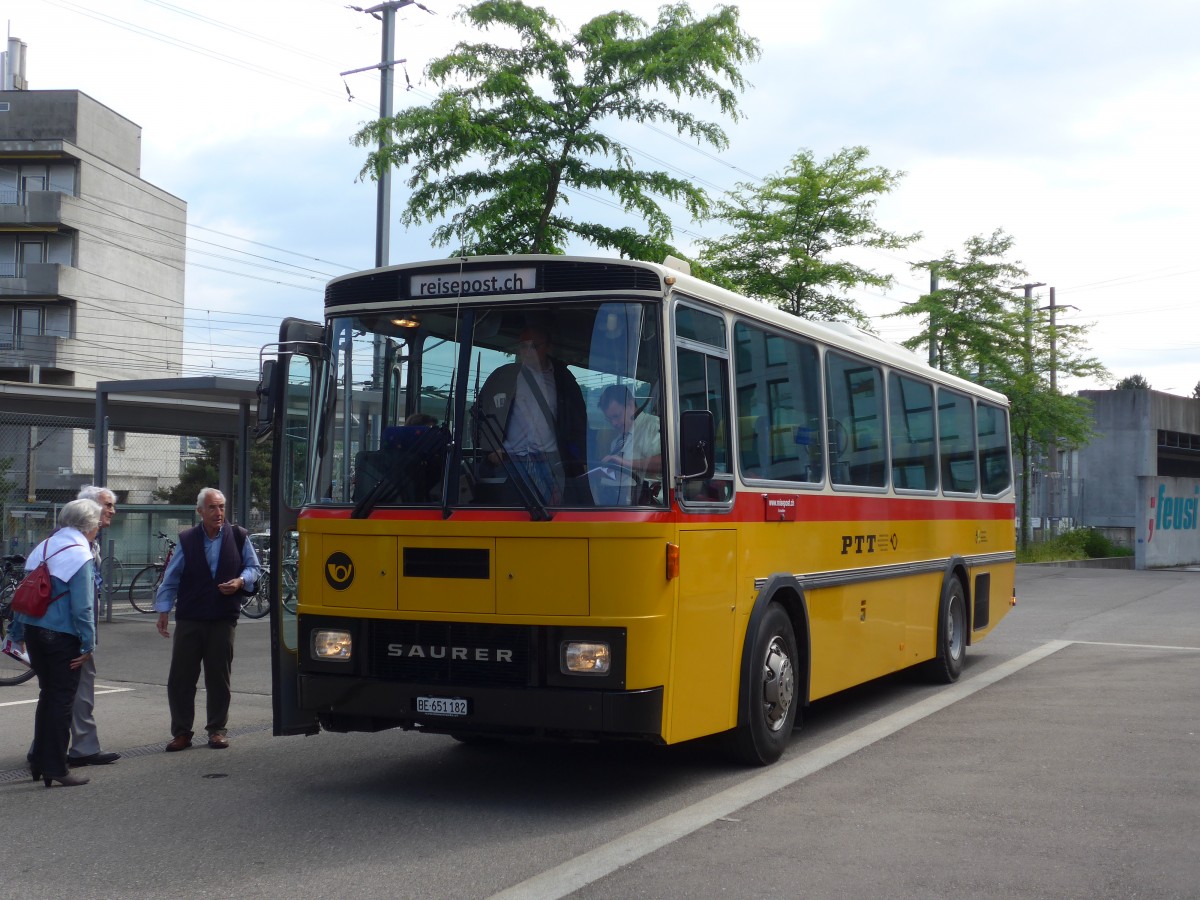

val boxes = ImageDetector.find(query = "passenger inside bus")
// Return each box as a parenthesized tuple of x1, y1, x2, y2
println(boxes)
(472, 323, 589, 505)
(595, 384, 662, 504)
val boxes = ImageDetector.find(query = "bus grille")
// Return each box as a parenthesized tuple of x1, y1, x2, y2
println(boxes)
(368, 620, 535, 687)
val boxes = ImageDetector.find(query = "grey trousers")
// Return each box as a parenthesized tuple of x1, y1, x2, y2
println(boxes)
(69, 653, 101, 758)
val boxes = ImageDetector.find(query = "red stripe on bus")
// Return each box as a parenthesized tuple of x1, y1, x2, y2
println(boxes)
(300, 493, 1014, 525)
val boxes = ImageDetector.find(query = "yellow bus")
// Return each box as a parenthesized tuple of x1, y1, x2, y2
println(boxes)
(258, 254, 1015, 765)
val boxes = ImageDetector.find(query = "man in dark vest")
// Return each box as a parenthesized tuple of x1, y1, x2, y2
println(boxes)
(473, 323, 588, 504)
(154, 487, 259, 751)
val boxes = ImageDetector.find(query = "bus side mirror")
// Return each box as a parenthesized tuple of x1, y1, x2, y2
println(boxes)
(255, 359, 277, 440)
(679, 409, 715, 481)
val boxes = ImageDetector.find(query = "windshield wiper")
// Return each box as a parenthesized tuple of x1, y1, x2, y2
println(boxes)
(470, 406, 551, 521)
(350, 425, 451, 519)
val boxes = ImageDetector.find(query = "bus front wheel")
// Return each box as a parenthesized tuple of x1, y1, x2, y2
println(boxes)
(729, 603, 800, 766)
(923, 575, 967, 684)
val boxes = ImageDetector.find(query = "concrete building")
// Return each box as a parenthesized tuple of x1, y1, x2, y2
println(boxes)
(0, 90, 186, 385)
(1, 41, 187, 503)
(1075, 389, 1200, 568)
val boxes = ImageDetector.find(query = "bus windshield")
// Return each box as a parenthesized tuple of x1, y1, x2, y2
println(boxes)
(317, 299, 666, 513)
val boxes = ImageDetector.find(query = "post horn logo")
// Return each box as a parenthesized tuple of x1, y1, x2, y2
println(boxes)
(325, 552, 354, 590)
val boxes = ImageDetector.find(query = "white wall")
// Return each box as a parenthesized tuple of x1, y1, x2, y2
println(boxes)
(1135, 476, 1200, 568)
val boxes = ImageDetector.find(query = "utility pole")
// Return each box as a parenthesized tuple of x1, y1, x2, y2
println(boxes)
(341, 0, 414, 270)
(927, 263, 939, 368)
(342, 1, 413, 403)
(913, 259, 945, 368)
(1014, 281, 1045, 550)
(1043, 286, 1079, 534)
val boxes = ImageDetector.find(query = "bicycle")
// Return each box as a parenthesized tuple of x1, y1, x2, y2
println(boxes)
(240, 564, 270, 619)
(0, 554, 36, 686)
(127, 532, 176, 614)
(100, 553, 126, 591)
(279, 559, 298, 614)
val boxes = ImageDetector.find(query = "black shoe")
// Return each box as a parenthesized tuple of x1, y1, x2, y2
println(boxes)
(68, 751, 121, 767)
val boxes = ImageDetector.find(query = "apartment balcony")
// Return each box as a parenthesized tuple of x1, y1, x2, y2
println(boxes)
(0, 261, 83, 299)
(0, 332, 66, 369)
(0, 189, 67, 227)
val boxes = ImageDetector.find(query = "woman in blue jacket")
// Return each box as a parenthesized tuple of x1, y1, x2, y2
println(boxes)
(11, 498, 102, 788)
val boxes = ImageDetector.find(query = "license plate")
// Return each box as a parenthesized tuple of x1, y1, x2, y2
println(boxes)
(416, 696, 469, 717)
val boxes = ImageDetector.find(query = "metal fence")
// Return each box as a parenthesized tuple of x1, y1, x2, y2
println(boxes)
(0, 409, 266, 574)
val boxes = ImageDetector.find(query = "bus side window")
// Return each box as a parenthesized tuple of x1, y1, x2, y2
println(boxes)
(938, 388, 978, 494)
(676, 346, 733, 503)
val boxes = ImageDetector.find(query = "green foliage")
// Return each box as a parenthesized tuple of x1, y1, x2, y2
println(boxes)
(354, 0, 760, 258)
(154, 438, 272, 517)
(697, 146, 920, 326)
(1015, 528, 1132, 563)
(889, 229, 1108, 551)
(1114, 373, 1151, 390)
(898, 230, 1026, 382)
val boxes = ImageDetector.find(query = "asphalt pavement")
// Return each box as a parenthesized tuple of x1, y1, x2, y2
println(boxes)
(2, 566, 1197, 900)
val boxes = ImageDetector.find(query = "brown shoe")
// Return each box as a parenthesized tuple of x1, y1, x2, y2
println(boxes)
(208, 733, 230, 749)
(166, 732, 193, 752)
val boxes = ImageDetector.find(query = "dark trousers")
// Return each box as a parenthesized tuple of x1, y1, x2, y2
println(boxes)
(167, 618, 236, 738)
(25, 625, 83, 779)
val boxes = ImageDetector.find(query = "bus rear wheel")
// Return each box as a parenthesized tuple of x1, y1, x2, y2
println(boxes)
(729, 603, 800, 766)
(922, 575, 966, 684)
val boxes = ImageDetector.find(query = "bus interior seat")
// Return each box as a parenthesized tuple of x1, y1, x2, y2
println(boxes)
(352, 425, 449, 503)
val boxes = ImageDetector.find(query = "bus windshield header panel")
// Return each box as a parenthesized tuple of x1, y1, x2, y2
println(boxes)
(324, 258, 663, 310)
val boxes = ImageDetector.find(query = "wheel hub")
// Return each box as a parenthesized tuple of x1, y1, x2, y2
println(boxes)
(761, 636, 795, 732)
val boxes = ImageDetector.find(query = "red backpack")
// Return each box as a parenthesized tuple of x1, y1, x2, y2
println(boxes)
(11, 544, 72, 618)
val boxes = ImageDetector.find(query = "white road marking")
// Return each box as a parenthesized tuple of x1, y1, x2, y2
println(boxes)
(490, 640, 1072, 900)
(1066, 640, 1200, 652)
(0, 686, 134, 708)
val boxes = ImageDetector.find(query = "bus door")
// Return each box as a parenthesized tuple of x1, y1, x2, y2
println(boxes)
(259, 317, 326, 736)
(670, 301, 738, 742)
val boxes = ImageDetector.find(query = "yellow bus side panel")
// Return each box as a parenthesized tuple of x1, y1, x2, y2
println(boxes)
(588, 536, 675, 693)
(736, 516, 1014, 702)
(666, 529, 738, 744)
(807, 581, 911, 699)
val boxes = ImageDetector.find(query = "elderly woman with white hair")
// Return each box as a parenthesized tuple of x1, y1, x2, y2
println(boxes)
(10, 498, 102, 788)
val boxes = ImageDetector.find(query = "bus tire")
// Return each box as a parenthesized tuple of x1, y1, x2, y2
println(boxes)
(923, 575, 967, 684)
(729, 603, 800, 766)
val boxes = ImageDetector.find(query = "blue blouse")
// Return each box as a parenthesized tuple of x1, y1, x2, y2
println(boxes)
(10, 560, 97, 655)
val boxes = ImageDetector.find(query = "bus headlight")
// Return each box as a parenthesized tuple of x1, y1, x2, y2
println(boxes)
(312, 629, 353, 661)
(562, 641, 611, 675)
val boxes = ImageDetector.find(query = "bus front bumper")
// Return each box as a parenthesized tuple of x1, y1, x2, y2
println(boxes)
(299, 674, 665, 741)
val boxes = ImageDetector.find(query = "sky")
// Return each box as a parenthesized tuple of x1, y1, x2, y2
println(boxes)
(8, 0, 1200, 395)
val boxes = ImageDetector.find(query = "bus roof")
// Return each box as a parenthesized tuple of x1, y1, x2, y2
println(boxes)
(325, 254, 1010, 407)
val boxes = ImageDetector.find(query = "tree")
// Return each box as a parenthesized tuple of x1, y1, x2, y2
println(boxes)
(1192, 380, 1200, 400)
(697, 146, 920, 326)
(899, 230, 1026, 382)
(1114, 374, 1151, 390)
(354, 1, 760, 258)
(890, 229, 1107, 550)
(154, 438, 272, 518)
